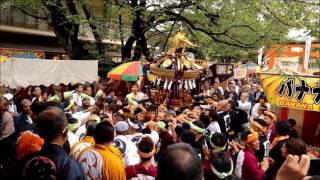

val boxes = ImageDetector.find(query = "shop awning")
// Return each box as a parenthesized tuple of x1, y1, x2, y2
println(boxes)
(0, 58, 98, 88)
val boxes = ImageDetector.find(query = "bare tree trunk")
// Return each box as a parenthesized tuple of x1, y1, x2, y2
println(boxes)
(122, 0, 150, 61)
(42, 0, 94, 59)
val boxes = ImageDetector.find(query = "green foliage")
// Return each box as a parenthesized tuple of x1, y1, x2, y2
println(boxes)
(1, 0, 319, 62)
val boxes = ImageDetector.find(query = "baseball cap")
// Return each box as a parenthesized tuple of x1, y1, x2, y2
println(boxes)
(114, 121, 129, 132)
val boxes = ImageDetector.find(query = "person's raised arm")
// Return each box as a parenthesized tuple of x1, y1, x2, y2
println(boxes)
(276, 154, 310, 180)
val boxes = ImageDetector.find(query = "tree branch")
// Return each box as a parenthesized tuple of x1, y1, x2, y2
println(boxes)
(292, 0, 320, 6)
(78, 0, 104, 53)
(260, 0, 296, 27)
(11, 6, 48, 20)
(162, 20, 176, 51)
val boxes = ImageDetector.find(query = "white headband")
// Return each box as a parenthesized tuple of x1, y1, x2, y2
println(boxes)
(210, 159, 233, 179)
(128, 118, 140, 129)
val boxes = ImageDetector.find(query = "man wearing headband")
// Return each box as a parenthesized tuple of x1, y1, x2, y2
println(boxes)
(267, 121, 291, 179)
(65, 113, 81, 147)
(251, 119, 269, 162)
(126, 136, 157, 179)
(125, 84, 145, 108)
(190, 120, 211, 159)
(70, 120, 97, 159)
(155, 120, 174, 160)
(114, 121, 140, 167)
(263, 111, 277, 142)
(127, 117, 143, 144)
(210, 133, 228, 154)
(235, 129, 270, 180)
(204, 152, 235, 180)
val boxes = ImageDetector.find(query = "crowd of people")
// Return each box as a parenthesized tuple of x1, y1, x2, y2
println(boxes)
(0, 78, 319, 180)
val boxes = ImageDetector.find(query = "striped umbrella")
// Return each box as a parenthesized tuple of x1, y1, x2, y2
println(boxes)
(108, 61, 156, 81)
(108, 61, 142, 81)
(108, 61, 143, 81)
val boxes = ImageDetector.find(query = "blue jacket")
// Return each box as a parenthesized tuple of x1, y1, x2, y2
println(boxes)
(14, 113, 33, 136)
(19, 143, 85, 180)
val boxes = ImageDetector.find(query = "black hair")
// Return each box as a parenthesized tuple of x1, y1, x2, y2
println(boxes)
(253, 118, 268, 128)
(63, 100, 77, 110)
(84, 85, 92, 91)
(86, 120, 98, 136)
(240, 130, 252, 142)
(31, 101, 46, 117)
(65, 113, 73, 122)
(68, 117, 78, 124)
(192, 120, 205, 129)
(227, 100, 236, 110)
(181, 130, 196, 145)
(275, 121, 292, 136)
(175, 126, 185, 138)
(123, 107, 131, 114)
(182, 122, 191, 130)
(41, 88, 48, 95)
(115, 113, 126, 121)
(208, 109, 218, 122)
(75, 83, 83, 89)
(199, 114, 210, 128)
(94, 121, 114, 144)
(138, 136, 154, 161)
(210, 152, 233, 176)
(45, 101, 59, 108)
(287, 119, 296, 127)
(284, 138, 307, 156)
(211, 93, 219, 100)
(211, 133, 227, 147)
(32, 86, 41, 92)
(36, 107, 66, 142)
(157, 143, 202, 180)
(259, 94, 267, 102)
(131, 83, 139, 89)
(142, 127, 151, 134)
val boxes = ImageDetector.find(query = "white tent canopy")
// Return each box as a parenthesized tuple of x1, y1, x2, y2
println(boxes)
(0, 58, 98, 88)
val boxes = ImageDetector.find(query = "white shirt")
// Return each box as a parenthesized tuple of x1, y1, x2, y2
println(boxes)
(75, 125, 87, 139)
(207, 121, 221, 135)
(238, 100, 252, 115)
(68, 131, 79, 147)
(250, 103, 270, 120)
(88, 96, 95, 106)
(114, 135, 140, 167)
(72, 111, 91, 122)
(8, 102, 17, 113)
(72, 93, 83, 107)
(126, 92, 145, 101)
(127, 131, 159, 145)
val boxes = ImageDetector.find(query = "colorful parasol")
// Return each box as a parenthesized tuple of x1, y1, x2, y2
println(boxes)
(108, 61, 155, 81)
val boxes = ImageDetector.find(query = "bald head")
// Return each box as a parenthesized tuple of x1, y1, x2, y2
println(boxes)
(157, 143, 202, 180)
(37, 107, 67, 143)
(216, 100, 227, 112)
(21, 99, 32, 115)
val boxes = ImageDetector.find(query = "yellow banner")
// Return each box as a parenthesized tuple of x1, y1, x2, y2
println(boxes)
(258, 73, 320, 112)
